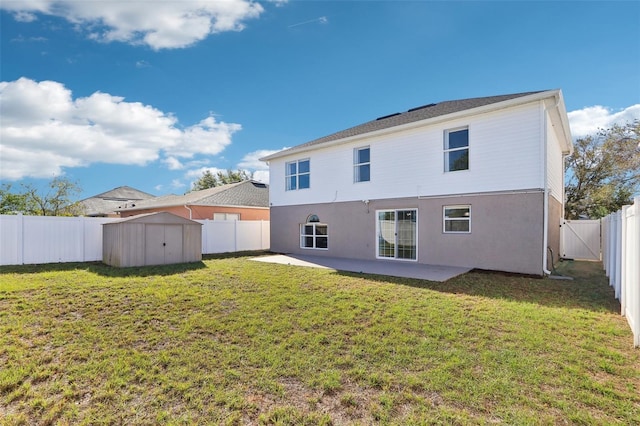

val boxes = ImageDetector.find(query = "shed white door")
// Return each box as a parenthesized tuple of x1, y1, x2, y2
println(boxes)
(145, 224, 183, 265)
(561, 220, 601, 261)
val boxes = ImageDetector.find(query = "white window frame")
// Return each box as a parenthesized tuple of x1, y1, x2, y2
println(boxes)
(286, 159, 310, 191)
(213, 213, 240, 221)
(353, 146, 370, 183)
(375, 209, 418, 261)
(443, 205, 471, 233)
(444, 127, 469, 172)
(300, 223, 328, 250)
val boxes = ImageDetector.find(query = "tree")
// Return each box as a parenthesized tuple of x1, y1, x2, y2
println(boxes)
(0, 177, 84, 216)
(565, 120, 640, 219)
(0, 183, 34, 214)
(191, 169, 253, 192)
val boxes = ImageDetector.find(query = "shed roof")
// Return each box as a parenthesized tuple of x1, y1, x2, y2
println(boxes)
(118, 180, 269, 213)
(104, 211, 202, 225)
(260, 90, 568, 161)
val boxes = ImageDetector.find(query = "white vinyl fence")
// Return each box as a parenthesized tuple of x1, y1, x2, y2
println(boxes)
(561, 219, 602, 261)
(602, 196, 640, 347)
(0, 214, 270, 266)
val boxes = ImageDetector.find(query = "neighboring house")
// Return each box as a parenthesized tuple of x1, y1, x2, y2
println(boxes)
(260, 90, 573, 276)
(78, 186, 156, 217)
(117, 180, 270, 221)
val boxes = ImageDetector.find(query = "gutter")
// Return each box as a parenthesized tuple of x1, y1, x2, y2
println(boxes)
(184, 205, 193, 220)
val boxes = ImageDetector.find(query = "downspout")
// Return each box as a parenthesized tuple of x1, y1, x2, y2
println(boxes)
(541, 97, 560, 275)
(542, 105, 551, 275)
(184, 205, 193, 220)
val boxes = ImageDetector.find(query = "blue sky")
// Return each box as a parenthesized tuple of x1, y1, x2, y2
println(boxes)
(1, 0, 639, 200)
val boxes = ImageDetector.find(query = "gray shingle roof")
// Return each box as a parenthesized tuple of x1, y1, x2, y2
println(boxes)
(261, 90, 549, 160)
(118, 180, 269, 212)
(79, 186, 156, 216)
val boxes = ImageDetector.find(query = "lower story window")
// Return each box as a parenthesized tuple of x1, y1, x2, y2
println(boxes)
(214, 213, 240, 221)
(301, 223, 328, 249)
(443, 205, 471, 233)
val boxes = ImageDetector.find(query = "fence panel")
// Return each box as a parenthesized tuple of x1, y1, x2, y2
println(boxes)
(198, 220, 269, 254)
(0, 215, 21, 265)
(602, 197, 640, 347)
(0, 215, 270, 266)
(561, 219, 601, 260)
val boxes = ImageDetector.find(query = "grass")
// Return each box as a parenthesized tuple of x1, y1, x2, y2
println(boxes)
(0, 254, 638, 425)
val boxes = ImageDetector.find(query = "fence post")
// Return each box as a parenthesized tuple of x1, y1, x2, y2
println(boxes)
(17, 213, 24, 265)
(234, 220, 238, 252)
(621, 206, 629, 316)
(631, 197, 640, 347)
(602, 215, 608, 275)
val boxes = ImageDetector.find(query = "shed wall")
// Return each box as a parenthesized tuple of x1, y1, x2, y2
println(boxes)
(103, 216, 201, 267)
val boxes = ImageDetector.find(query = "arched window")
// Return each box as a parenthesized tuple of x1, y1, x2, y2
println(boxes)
(301, 215, 327, 250)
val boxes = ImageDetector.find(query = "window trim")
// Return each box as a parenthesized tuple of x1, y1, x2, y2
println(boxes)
(444, 127, 469, 172)
(353, 146, 371, 183)
(443, 205, 471, 234)
(300, 222, 328, 250)
(213, 212, 240, 221)
(286, 158, 310, 191)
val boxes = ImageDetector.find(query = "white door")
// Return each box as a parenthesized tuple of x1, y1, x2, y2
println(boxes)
(561, 219, 601, 260)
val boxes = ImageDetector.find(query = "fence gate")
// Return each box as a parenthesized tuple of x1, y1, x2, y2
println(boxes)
(561, 219, 601, 260)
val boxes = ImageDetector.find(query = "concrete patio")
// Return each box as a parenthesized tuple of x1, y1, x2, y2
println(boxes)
(251, 254, 471, 282)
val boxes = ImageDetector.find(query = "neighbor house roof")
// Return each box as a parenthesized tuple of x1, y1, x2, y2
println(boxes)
(117, 180, 269, 213)
(261, 89, 571, 161)
(79, 186, 156, 216)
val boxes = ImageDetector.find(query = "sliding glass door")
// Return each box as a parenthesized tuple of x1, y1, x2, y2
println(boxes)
(376, 209, 417, 260)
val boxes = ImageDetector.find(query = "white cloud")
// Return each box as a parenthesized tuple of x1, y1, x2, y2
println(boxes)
(236, 148, 287, 185)
(1, 0, 268, 50)
(252, 170, 270, 184)
(568, 104, 640, 139)
(0, 77, 241, 180)
(238, 149, 283, 170)
(163, 157, 184, 170)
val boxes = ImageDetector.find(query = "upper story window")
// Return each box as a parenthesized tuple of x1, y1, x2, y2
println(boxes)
(443, 205, 471, 233)
(286, 159, 310, 191)
(444, 127, 469, 172)
(354, 146, 370, 183)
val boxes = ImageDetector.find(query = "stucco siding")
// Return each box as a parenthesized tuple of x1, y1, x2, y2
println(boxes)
(268, 102, 544, 207)
(270, 191, 545, 275)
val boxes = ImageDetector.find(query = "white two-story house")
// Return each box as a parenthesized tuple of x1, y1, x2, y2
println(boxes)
(261, 90, 573, 276)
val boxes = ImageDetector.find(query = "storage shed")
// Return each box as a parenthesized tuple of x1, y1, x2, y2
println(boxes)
(103, 212, 202, 267)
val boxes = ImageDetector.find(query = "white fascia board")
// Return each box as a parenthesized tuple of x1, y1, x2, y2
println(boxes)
(260, 90, 565, 162)
(554, 90, 574, 155)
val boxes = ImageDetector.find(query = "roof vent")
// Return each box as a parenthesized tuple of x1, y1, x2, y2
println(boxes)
(407, 103, 437, 112)
(376, 112, 401, 121)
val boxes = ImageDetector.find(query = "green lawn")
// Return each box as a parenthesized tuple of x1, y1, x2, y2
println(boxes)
(1, 254, 638, 425)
